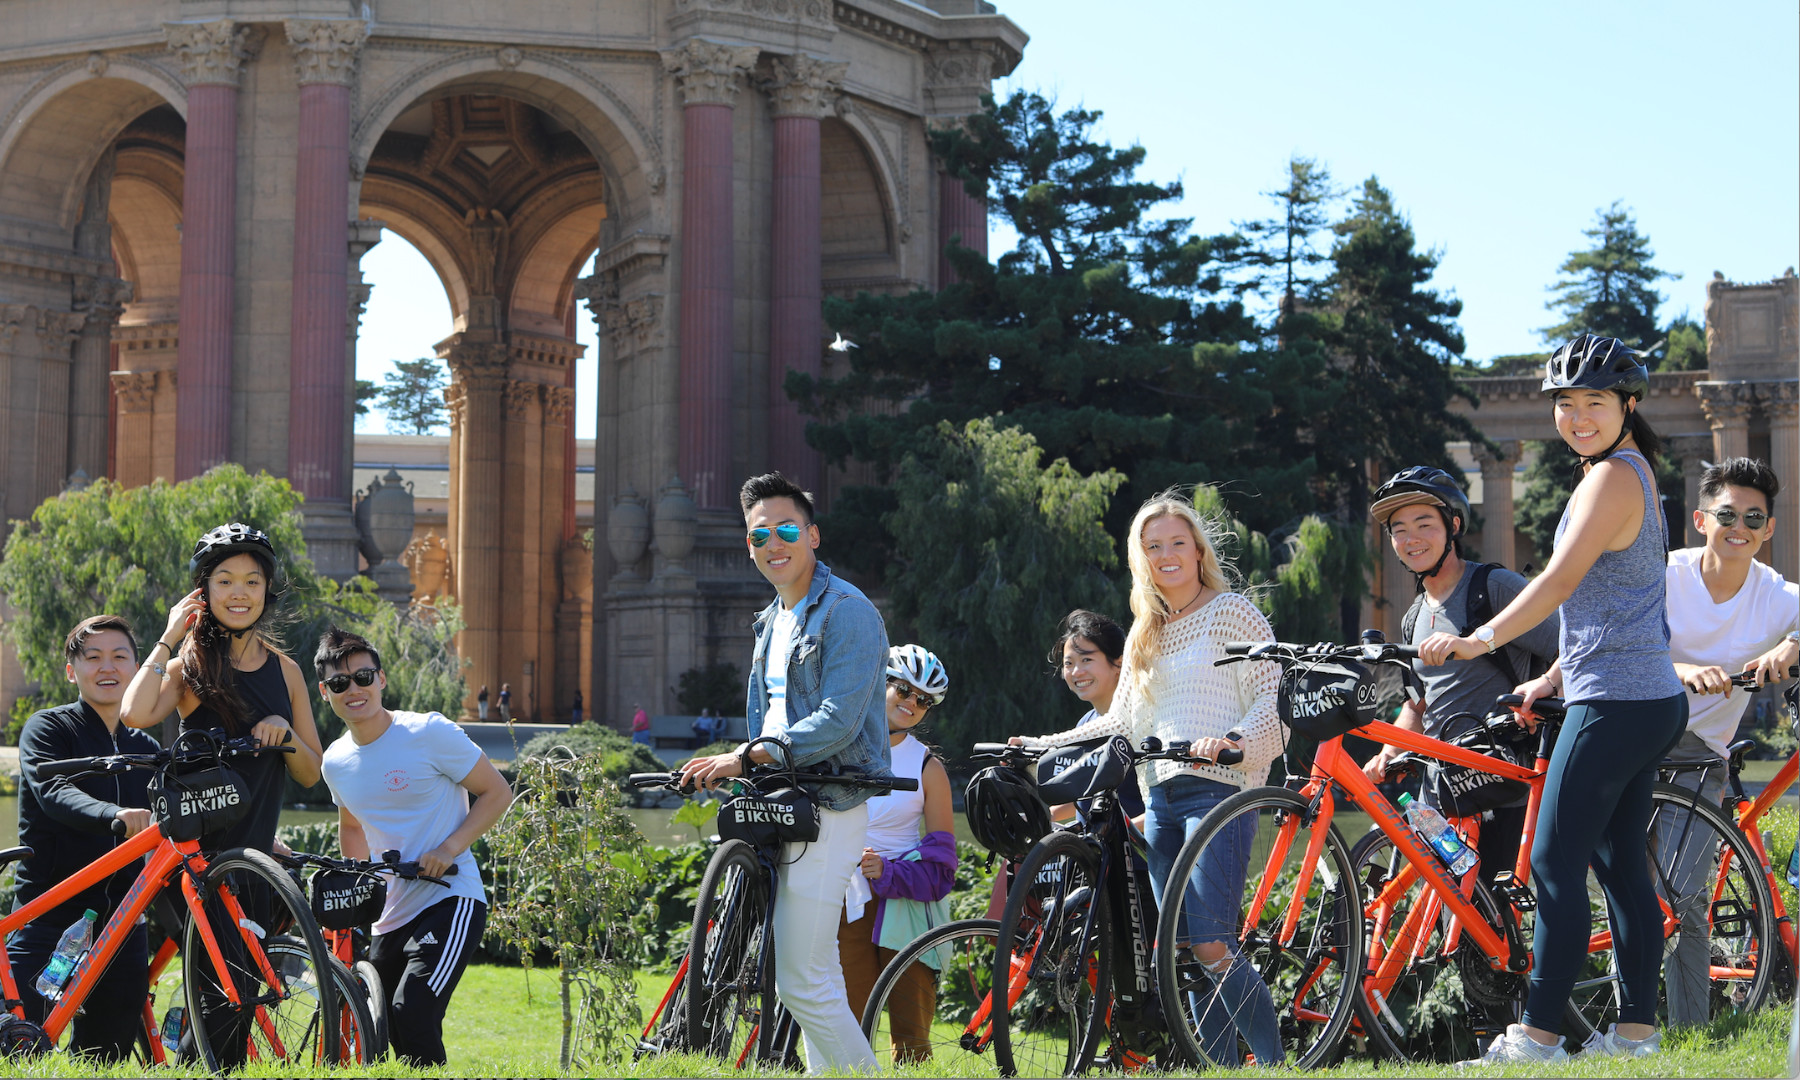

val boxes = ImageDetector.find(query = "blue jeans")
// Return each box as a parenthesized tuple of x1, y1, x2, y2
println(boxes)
(1145, 775, 1281, 1066)
(632, 729, 652, 745)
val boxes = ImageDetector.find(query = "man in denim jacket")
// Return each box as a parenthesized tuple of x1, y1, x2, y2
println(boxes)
(679, 471, 891, 1072)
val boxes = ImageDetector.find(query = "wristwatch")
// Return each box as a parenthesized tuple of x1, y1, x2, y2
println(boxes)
(1474, 625, 1498, 653)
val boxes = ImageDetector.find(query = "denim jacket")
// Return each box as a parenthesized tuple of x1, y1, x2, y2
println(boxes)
(746, 561, 892, 811)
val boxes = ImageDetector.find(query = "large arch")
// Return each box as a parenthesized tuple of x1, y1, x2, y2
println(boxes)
(0, 67, 185, 240)
(352, 55, 658, 232)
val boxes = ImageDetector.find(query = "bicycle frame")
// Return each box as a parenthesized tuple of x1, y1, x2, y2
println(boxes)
(1730, 751, 1798, 970)
(0, 823, 293, 1058)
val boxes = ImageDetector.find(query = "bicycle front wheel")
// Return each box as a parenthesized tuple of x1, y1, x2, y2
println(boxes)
(351, 958, 389, 1061)
(993, 830, 1109, 1078)
(1566, 782, 1776, 1036)
(862, 918, 1007, 1074)
(266, 938, 380, 1064)
(181, 848, 341, 1071)
(1157, 785, 1364, 1070)
(684, 839, 774, 1064)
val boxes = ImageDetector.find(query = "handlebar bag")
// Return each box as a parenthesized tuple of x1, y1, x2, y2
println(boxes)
(1279, 659, 1379, 741)
(1035, 737, 1129, 804)
(719, 785, 820, 847)
(310, 869, 388, 931)
(1426, 712, 1532, 817)
(149, 764, 250, 843)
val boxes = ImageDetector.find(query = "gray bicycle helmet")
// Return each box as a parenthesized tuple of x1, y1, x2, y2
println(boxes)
(964, 765, 1051, 861)
(1370, 466, 1469, 584)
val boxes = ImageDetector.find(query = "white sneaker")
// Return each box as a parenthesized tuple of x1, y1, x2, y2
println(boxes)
(1580, 1024, 1660, 1058)
(1456, 1024, 1569, 1068)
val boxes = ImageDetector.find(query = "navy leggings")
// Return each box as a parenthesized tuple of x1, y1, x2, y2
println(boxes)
(1521, 693, 1686, 1033)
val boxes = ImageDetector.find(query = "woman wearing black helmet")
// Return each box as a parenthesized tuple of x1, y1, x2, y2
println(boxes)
(120, 523, 326, 853)
(1418, 335, 1685, 1064)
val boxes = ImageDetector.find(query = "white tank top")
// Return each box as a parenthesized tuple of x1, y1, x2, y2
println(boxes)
(865, 734, 929, 857)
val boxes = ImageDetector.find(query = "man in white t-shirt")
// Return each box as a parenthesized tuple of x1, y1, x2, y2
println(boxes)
(1661, 457, 1798, 1026)
(315, 627, 514, 1067)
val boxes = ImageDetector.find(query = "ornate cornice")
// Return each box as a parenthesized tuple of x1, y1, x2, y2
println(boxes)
(1756, 380, 1799, 420)
(661, 39, 761, 107)
(0, 304, 84, 356)
(761, 53, 846, 119)
(110, 370, 159, 412)
(1696, 380, 1759, 424)
(72, 275, 134, 323)
(922, 39, 1003, 118)
(163, 20, 263, 88)
(543, 386, 576, 427)
(502, 379, 540, 421)
(595, 291, 666, 356)
(285, 19, 369, 87)
(438, 338, 509, 390)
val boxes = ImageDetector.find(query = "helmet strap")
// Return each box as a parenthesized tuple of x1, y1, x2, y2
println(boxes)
(1410, 538, 1457, 592)
(1571, 399, 1635, 475)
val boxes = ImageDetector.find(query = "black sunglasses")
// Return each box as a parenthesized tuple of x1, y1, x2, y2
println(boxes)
(887, 679, 934, 708)
(323, 668, 380, 694)
(1701, 507, 1769, 530)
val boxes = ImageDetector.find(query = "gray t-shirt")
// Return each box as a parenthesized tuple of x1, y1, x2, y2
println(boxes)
(1406, 563, 1561, 737)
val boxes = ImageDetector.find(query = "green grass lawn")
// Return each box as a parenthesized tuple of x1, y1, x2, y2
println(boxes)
(0, 961, 1786, 1077)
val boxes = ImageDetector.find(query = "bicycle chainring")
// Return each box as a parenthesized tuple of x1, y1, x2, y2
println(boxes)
(0, 1016, 50, 1057)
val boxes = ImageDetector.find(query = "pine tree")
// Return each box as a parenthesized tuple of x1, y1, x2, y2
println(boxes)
(354, 378, 378, 419)
(1232, 155, 1342, 313)
(378, 357, 449, 435)
(1541, 202, 1677, 356)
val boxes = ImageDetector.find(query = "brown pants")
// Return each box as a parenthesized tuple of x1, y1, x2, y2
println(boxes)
(837, 905, 937, 1064)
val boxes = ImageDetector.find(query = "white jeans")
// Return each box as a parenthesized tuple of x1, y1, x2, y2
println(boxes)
(774, 801, 877, 1074)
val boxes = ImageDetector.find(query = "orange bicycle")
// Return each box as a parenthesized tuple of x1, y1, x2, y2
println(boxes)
(9, 729, 359, 1070)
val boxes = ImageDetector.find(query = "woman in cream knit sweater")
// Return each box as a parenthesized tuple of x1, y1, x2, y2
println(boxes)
(1017, 491, 1283, 1066)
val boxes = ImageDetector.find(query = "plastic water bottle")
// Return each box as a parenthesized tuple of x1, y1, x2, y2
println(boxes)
(1397, 794, 1479, 877)
(1788, 843, 1798, 888)
(34, 909, 96, 1001)
(161, 1005, 187, 1055)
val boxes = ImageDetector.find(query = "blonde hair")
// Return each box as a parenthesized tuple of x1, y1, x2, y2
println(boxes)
(1121, 490, 1235, 698)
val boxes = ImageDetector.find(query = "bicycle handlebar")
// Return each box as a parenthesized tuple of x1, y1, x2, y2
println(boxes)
(1219, 640, 1421, 662)
(1727, 665, 1800, 689)
(969, 738, 1243, 768)
(38, 735, 294, 779)
(626, 767, 919, 794)
(276, 849, 456, 887)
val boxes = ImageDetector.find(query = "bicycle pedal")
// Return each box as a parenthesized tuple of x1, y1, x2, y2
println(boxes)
(1491, 871, 1536, 912)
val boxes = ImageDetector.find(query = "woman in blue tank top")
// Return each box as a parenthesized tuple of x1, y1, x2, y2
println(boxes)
(1418, 335, 1686, 1064)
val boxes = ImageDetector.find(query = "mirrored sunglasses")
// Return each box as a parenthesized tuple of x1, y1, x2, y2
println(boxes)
(323, 668, 380, 694)
(749, 523, 804, 547)
(1701, 507, 1768, 530)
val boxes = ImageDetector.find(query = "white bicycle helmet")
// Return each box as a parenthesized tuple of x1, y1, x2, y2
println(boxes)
(886, 644, 949, 705)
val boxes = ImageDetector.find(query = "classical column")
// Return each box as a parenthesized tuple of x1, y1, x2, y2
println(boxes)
(285, 19, 366, 506)
(1476, 440, 1520, 568)
(1697, 381, 1757, 462)
(345, 219, 385, 519)
(1757, 381, 1799, 580)
(663, 40, 759, 509)
(1667, 433, 1715, 546)
(20, 309, 85, 503)
(109, 371, 160, 489)
(70, 275, 131, 481)
(938, 172, 988, 288)
(164, 20, 258, 478)
(441, 341, 508, 709)
(762, 54, 844, 496)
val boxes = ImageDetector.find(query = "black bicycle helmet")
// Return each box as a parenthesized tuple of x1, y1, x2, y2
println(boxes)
(1541, 334, 1648, 401)
(1370, 466, 1469, 585)
(964, 764, 1051, 861)
(189, 522, 277, 576)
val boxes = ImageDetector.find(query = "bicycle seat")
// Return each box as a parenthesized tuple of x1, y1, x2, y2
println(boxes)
(0, 847, 30, 867)
(1726, 739, 1757, 770)
(1494, 693, 1565, 719)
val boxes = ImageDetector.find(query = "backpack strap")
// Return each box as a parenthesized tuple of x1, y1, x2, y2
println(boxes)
(1463, 562, 1538, 686)
(1400, 593, 1425, 648)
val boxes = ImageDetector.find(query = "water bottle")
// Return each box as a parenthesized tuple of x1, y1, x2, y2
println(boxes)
(1397, 794, 1479, 877)
(161, 1005, 187, 1055)
(1788, 843, 1798, 888)
(34, 908, 96, 1001)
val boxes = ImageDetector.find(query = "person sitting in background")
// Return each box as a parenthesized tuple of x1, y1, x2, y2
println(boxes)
(10, 615, 160, 1062)
(1048, 609, 1145, 825)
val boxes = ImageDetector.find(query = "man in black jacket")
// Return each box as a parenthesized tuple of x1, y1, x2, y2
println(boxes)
(10, 615, 159, 1060)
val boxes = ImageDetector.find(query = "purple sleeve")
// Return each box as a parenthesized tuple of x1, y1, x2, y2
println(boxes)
(870, 830, 957, 902)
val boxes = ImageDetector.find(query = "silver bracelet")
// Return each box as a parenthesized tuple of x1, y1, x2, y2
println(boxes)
(144, 657, 167, 678)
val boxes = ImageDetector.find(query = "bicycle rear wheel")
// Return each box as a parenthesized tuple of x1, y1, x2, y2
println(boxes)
(1347, 825, 1523, 1063)
(861, 918, 1007, 1074)
(351, 958, 389, 1061)
(684, 839, 774, 1063)
(1157, 785, 1364, 1070)
(181, 848, 341, 1071)
(1566, 782, 1776, 1036)
(992, 830, 1108, 1078)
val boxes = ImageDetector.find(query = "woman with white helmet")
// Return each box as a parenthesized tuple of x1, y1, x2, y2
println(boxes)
(835, 643, 956, 1065)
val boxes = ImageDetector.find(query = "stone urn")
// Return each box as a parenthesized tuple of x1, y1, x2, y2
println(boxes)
(653, 475, 698, 571)
(354, 467, 416, 604)
(606, 484, 650, 574)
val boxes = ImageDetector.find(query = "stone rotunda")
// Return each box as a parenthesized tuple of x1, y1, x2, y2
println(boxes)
(0, 0, 1026, 724)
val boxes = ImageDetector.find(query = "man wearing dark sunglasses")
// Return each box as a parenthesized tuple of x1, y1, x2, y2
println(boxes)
(678, 471, 892, 1073)
(314, 626, 513, 1067)
(1660, 457, 1797, 1027)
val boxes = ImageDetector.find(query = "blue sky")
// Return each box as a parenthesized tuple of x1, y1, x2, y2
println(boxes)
(354, 0, 1799, 436)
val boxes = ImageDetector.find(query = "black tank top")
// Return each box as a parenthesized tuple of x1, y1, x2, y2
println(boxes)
(182, 650, 291, 853)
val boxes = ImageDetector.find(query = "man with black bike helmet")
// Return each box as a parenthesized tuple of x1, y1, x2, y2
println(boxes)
(1363, 466, 1559, 883)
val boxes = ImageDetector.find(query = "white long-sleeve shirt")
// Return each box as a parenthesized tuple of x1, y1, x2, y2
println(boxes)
(1024, 592, 1283, 790)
